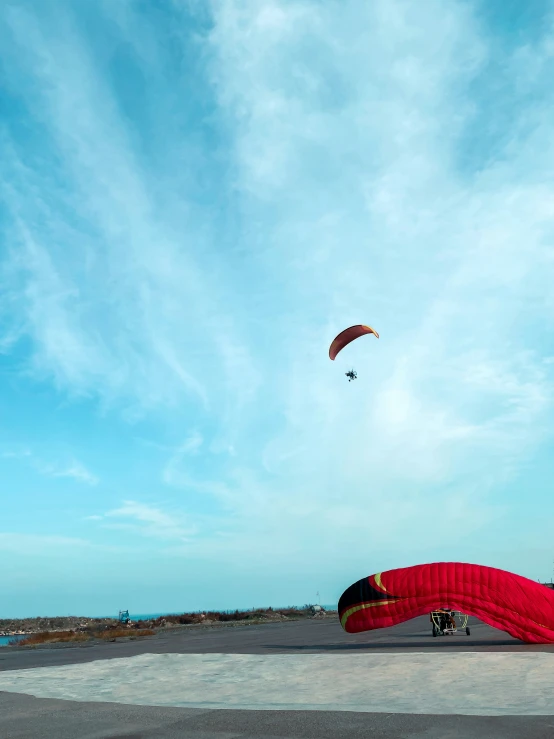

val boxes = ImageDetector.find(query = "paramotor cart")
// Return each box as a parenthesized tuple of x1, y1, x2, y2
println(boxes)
(430, 609, 470, 637)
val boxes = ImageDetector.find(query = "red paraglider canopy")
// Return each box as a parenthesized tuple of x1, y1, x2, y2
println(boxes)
(338, 562, 554, 644)
(329, 325, 379, 361)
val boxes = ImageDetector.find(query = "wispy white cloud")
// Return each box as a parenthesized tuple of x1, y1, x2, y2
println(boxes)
(0, 1, 261, 424)
(2, 447, 99, 486)
(99, 500, 196, 541)
(42, 461, 99, 486)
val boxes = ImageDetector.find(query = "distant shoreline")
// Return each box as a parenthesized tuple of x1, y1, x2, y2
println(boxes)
(0, 604, 337, 624)
(0, 605, 337, 645)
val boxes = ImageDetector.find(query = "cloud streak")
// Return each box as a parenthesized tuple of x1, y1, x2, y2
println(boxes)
(0, 0, 259, 423)
(100, 500, 197, 541)
(2, 448, 98, 486)
(39, 461, 99, 486)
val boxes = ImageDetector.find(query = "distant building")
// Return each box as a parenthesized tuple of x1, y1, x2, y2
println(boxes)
(543, 582, 554, 590)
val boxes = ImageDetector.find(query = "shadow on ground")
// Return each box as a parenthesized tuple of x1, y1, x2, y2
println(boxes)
(263, 638, 527, 650)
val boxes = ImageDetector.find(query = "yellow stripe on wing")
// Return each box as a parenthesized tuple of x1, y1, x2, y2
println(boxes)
(340, 599, 402, 629)
(373, 572, 387, 593)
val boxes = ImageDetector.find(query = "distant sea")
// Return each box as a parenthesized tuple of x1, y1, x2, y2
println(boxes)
(0, 634, 27, 647)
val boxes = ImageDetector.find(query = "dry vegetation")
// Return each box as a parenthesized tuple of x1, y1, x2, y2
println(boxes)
(140, 606, 313, 628)
(15, 627, 156, 646)
(16, 630, 91, 646)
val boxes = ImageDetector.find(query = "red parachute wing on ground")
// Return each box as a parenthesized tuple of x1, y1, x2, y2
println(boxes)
(338, 562, 554, 644)
(329, 325, 379, 361)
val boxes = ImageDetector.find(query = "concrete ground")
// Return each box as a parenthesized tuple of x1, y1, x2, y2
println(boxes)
(1, 615, 554, 738)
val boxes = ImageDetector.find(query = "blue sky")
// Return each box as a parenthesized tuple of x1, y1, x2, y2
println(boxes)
(1, 0, 554, 618)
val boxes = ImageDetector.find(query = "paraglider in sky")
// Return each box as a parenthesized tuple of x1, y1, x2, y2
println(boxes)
(338, 562, 554, 644)
(329, 325, 378, 381)
(329, 324, 379, 361)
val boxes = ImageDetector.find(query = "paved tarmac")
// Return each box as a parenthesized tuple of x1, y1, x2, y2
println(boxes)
(1, 616, 554, 738)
